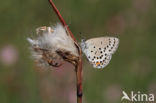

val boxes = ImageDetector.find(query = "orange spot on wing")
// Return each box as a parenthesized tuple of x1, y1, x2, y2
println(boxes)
(96, 62, 101, 66)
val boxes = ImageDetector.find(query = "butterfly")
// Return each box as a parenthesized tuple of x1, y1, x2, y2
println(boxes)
(81, 37, 119, 69)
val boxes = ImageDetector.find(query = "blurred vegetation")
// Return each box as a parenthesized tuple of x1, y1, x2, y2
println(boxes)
(0, 0, 156, 103)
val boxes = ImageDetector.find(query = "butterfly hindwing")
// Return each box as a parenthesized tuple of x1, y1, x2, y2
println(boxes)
(81, 37, 119, 69)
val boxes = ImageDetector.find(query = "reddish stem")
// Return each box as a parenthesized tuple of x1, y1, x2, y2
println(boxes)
(48, 0, 83, 103)
(76, 57, 83, 103)
(48, 0, 76, 42)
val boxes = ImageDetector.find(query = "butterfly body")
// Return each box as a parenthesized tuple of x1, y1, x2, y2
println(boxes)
(81, 37, 119, 69)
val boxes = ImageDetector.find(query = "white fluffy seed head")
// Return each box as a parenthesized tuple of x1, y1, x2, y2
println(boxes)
(27, 23, 79, 68)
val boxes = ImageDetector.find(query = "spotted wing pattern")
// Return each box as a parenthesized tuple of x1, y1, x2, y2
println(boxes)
(81, 37, 119, 69)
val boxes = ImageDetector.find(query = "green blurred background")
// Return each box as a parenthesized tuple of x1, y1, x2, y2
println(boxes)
(0, 0, 156, 103)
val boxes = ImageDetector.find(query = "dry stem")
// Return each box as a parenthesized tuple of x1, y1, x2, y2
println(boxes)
(48, 0, 83, 103)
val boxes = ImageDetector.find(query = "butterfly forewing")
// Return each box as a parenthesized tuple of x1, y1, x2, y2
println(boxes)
(81, 37, 119, 69)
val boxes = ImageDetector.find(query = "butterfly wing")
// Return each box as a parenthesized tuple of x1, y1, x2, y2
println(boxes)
(81, 37, 119, 69)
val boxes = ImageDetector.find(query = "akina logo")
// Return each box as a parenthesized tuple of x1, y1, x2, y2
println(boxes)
(121, 91, 155, 102)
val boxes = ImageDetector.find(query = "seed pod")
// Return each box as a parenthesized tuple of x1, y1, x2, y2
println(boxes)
(27, 23, 79, 69)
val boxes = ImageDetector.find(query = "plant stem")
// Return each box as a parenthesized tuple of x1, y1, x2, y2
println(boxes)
(48, 0, 76, 42)
(76, 58, 83, 103)
(48, 0, 83, 103)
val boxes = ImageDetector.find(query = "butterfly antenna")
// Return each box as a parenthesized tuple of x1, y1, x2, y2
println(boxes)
(79, 32, 87, 40)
